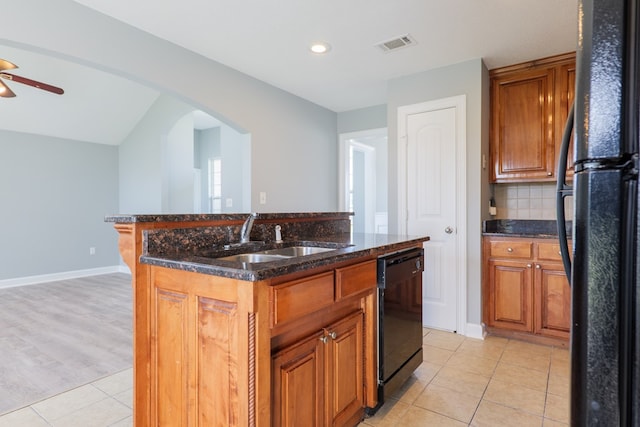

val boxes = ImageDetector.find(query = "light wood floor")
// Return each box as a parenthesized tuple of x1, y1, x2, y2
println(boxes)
(0, 273, 132, 415)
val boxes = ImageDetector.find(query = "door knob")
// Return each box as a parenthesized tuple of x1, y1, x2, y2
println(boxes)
(445, 226, 454, 234)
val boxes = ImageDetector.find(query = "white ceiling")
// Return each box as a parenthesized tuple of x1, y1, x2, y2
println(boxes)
(2, 0, 578, 145)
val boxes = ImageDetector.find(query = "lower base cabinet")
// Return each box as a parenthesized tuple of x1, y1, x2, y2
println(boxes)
(483, 236, 571, 342)
(272, 311, 364, 427)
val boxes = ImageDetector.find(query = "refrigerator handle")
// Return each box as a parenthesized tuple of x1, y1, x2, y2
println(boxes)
(556, 101, 574, 284)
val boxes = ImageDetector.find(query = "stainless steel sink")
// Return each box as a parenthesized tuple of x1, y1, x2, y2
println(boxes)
(218, 253, 290, 263)
(217, 245, 338, 263)
(261, 246, 336, 257)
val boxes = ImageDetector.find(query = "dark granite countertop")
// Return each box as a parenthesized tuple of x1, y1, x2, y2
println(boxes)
(483, 219, 572, 238)
(105, 212, 350, 223)
(140, 233, 429, 282)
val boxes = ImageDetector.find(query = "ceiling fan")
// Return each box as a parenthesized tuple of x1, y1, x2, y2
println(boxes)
(0, 58, 64, 98)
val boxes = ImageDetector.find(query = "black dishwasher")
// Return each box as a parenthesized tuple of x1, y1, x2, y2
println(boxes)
(370, 247, 424, 413)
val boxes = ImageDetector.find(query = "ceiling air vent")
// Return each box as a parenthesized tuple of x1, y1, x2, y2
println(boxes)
(376, 34, 417, 52)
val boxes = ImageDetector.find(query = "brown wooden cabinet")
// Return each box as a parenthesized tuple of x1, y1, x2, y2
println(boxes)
(490, 52, 576, 183)
(272, 311, 364, 427)
(483, 236, 571, 343)
(140, 256, 378, 427)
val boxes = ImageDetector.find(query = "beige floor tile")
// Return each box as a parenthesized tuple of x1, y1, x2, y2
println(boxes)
(91, 368, 132, 396)
(445, 352, 498, 377)
(482, 335, 510, 347)
(389, 375, 428, 404)
(424, 344, 454, 365)
(543, 418, 569, 427)
(550, 357, 570, 378)
(0, 407, 49, 427)
(545, 393, 570, 423)
(551, 347, 570, 363)
(360, 398, 410, 426)
(49, 398, 130, 427)
(471, 400, 543, 427)
(431, 366, 491, 398)
(413, 383, 481, 423)
(493, 361, 549, 392)
(413, 360, 442, 383)
(547, 372, 570, 397)
(423, 330, 466, 351)
(500, 349, 551, 372)
(396, 406, 467, 427)
(31, 384, 108, 421)
(457, 338, 506, 361)
(483, 378, 546, 415)
(504, 340, 552, 357)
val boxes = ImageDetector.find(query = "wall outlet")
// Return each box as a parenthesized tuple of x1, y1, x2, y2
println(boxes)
(489, 206, 497, 216)
(89, 247, 96, 255)
(226, 198, 233, 208)
(259, 192, 267, 205)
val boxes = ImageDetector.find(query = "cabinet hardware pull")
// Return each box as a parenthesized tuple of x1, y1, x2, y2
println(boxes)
(547, 172, 553, 176)
(536, 264, 541, 269)
(507, 247, 513, 252)
(527, 264, 532, 268)
(319, 336, 329, 344)
(329, 331, 337, 340)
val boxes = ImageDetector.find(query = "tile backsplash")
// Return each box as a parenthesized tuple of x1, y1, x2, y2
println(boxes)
(493, 183, 573, 220)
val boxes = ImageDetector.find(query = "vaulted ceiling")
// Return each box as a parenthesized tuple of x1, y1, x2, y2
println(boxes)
(1, 0, 578, 145)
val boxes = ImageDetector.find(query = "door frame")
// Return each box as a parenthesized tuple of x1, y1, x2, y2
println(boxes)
(397, 95, 468, 335)
(338, 128, 386, 233)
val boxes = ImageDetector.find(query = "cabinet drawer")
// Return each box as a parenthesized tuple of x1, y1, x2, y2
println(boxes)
(489, 241, 532, 258)
(271, 272, 335, 326)
(335, 260, 376, 300)
(537, 242, 562, 261)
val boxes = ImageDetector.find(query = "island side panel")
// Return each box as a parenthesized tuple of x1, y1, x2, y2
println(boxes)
(113, 219, 246, 427)
(114, 223, 153, 426)
(149, 265, 270, 426)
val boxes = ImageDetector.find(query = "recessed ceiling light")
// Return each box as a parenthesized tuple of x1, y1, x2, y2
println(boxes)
(310, 42, 331, 54)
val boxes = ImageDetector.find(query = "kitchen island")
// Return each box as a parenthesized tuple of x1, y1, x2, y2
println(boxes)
(106, 212, 429, 427)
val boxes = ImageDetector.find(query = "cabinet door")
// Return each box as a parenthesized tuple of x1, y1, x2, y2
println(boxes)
(491, 67, 555, 182)
(325, 311, 364, 427)
(534, 262, 571, 339)
(487, 259, 533, 332)
(272, 331, 326, 427)
(556, 61, 576, 178)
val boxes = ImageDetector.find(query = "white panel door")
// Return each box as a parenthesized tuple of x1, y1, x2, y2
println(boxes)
(405, 106, 458, 331)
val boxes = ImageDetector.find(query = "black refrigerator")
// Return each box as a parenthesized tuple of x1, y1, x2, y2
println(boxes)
(556, 0, 640, 425)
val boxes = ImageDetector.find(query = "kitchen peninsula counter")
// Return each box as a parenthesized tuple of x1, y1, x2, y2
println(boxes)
(140, 232, 427, 281)
(106, 212, 429, 427)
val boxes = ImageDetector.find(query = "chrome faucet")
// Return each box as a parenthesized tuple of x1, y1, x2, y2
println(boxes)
(240, 213, 257, 243)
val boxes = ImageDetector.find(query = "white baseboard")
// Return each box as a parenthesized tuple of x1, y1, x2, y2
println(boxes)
(465, 322, 485, 340)
(0, 265, 131, 289)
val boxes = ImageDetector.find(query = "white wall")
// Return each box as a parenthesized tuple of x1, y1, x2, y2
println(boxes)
(0, 130, 119, 281)
(119, 95, 193, 214)
(387, 58, 489, 327)
(164, 113, 195, 213)
(3, 0, 338, 214)
(337, 105, 387, 134)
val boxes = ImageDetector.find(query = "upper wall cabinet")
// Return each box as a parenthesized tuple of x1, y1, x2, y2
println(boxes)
(490, 53, 576, 183)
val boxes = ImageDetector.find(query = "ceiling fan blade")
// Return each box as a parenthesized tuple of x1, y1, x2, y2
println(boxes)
(0, 72, 64, 95)
(0, 59, 18, 72)
(0, 79, 16, 98)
